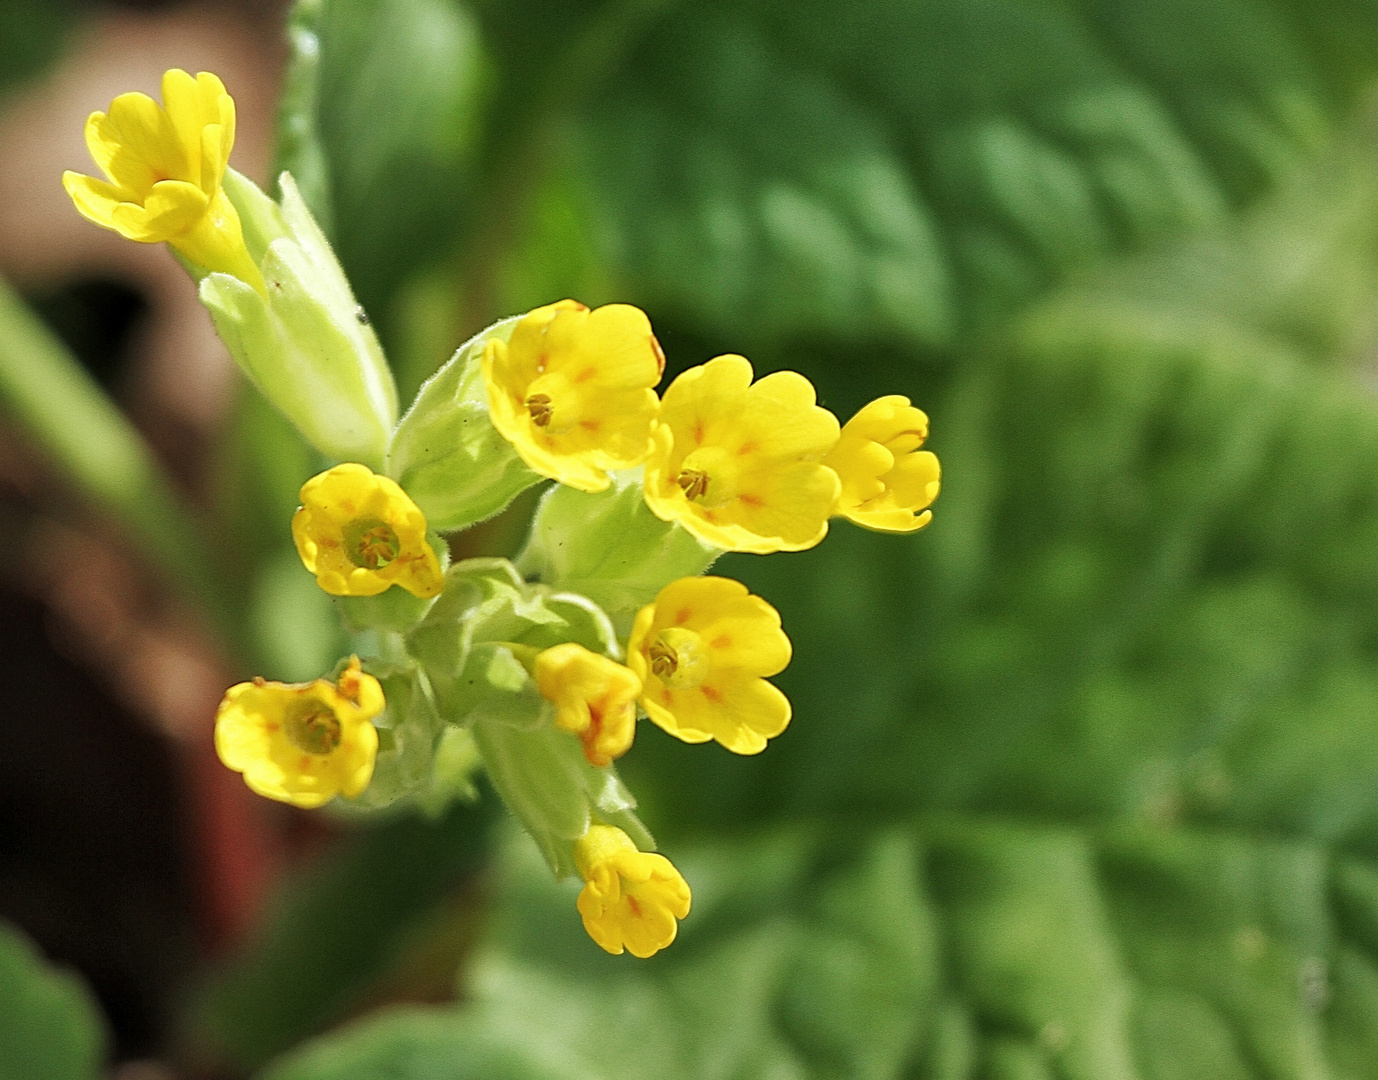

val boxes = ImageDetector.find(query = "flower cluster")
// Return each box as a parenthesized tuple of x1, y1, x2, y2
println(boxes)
(65, 71, 939, 958)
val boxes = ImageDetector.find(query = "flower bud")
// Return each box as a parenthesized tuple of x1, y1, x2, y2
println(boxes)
(574, 825, 690, 958)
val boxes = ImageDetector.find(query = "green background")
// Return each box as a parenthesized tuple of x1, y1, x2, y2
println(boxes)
(11, 0, 1378, 1076)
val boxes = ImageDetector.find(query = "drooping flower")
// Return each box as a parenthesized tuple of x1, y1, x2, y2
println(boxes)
(481, 301, 664, 492)
(62, 68, 264, 291)
(533, 643, 642, 767)
(214, 657, 383, 808)
(642, 356, 840, 553)
(626, 576, 791, 755)
(826, 395, 940, 532)
(574, 825, 691, 958)
(292, 463, 443, 598)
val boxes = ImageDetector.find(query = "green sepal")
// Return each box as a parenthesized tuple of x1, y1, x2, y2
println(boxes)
(515, 472, 721, 634)
(347, 666, 444, 810)
(406, 557, 619, 723)
(471, 716, 653, 878)
(399, 556, 646, 874)
(221, 166, 289, 264)
(199, 172, 398, 469)
(385, 316, 542, 532)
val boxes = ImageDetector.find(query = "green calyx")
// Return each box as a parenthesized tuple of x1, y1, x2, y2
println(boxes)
(516, 472, 721, 634)
(385, 317, 543, 533)
(200, 170, 398, 469)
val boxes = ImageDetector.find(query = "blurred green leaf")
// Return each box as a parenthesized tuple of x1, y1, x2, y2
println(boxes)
(0, 920, 105, 1080)
(187, 800, 494, 1074)
(0, 0, 73, 101)
(263, 821, 1378, 1080)
(276, 0, 487, 339)
(623, 121, 1378, 845)
(536, 0, 1378, 347)
(263, 826, 936, 1080)
(249, 2, 1378, 1075)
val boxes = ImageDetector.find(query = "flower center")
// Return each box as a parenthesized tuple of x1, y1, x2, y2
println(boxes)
(647, 627, 709, 688)
(526, 393, 554, 427)
(675, 446, 738, 509)
(286, 700, 343, 755)
(344, 518, 400, 570)
(676, 469, 709, 501)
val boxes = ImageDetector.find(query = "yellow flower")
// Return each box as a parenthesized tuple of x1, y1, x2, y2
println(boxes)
(642, 356, 840, 553)
(626, 576, 791, 754)
(62, 69, 264, 292)
(533, 643, 642, 767)
(826, 396, 940, 532)
(481, 301, 664, 492)
(292, 463, 443, 598)
(574, 825, 691, 958)
(214, 657, 383, 808)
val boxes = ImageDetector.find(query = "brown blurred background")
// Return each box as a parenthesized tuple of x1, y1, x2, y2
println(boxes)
(0, 1, 323, 1066)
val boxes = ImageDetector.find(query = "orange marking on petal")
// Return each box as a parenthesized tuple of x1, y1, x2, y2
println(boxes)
(710, 634, 732, 650)
(580, 709, 605, 766)
(674, 607, 692, 626)
(579, 419, 601, 431)
(299, 756, 312, 771)
(574, 365, 598, 383)
(737, 441, 756, 456)
(537, 352, 548, 373)
(693, 421, 705, 445)
(738, 493, 764, 507)
(626, 894, 643, 918)
(265, 722, 280, 733)
(701, 685, 724, 704)
(318, 538, 340, 548)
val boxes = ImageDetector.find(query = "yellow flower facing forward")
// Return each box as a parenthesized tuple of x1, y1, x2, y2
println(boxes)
(643, 356, 840, 553)
(627, 576, 791, 754)
(574, 825, 691, 958)
(62, 69, 264, 291)
(292, 463, 443, 598)
(826, 396, 940, 532)
(215, 657, 383, 808)
(482, 301, 664, 492)
(533, 643, 642, 767)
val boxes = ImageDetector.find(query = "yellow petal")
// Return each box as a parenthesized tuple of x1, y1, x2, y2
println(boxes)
(483, 301, 661, 492)
(111, 179, 207, 241)
(84, 111, 155, 197)
(105, 91, 186, 181)
(61, 172, 125, 231)
(695, 605, 791, 676)
(160, 68, 205, 182)
(200, 124, 226, 199)
(215, 93, 236, 189)
(740, 370, 838, 456)
(645, 675, 790, 754)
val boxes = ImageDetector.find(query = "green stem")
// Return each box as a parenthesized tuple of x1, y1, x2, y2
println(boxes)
(0, 277, 236, 641)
